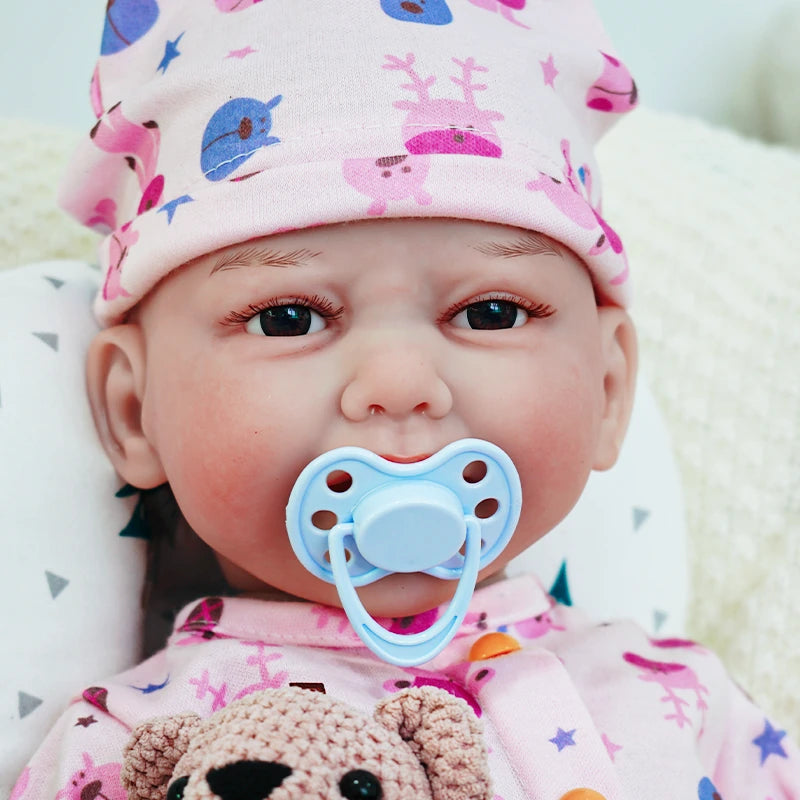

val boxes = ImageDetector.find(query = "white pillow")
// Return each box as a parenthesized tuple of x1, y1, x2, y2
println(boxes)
(598, 108, 800, 730)
(0, 259, 687, 796)
(0, 261, 146, 796)
(507, 372, 688, 636)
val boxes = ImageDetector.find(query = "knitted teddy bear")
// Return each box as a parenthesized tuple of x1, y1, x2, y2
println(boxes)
(121, 685, 492, 800)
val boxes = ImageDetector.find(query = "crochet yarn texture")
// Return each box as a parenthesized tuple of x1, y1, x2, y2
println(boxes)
(121, 685, 492, 800)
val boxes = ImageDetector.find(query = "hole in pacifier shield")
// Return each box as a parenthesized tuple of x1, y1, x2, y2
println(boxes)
(462, 460, 487, 483)
(312, 509, 338, 530)
(324, 549, 352, 563)
(326, 470, 353, 492)
(475, 498, 498, 519)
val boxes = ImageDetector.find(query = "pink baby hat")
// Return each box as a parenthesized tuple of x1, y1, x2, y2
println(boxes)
(61, 0, 638, 326)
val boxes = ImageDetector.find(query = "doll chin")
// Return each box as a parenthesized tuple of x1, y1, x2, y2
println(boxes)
(353, 572, 461, 619)
(341, 564, 507, 621)
(277, 572, 464, 620)
(221, 553, 499, 620)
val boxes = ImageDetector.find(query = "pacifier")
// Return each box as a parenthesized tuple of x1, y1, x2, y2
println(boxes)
(285, 438, 521, 666)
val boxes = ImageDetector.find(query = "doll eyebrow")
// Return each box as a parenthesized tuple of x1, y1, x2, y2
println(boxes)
(210, 246, 322, 275)
(471, 232, 562, 259)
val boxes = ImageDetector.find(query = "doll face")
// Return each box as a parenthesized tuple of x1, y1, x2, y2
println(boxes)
(134, 218, 617, 616)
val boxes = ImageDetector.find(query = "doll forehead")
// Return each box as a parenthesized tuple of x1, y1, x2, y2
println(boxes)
(206, 227, 564, 276)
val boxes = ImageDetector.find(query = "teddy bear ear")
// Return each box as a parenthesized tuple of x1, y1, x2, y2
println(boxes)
(121, 711, 203, 800)
(374, 686, 492, 800)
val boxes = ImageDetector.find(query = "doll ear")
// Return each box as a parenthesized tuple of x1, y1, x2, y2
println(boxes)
(374, 687, 492, 800)
(85, 324, 167, 489)
(592, 306, 638, 471)
(121, 711, 202, 800)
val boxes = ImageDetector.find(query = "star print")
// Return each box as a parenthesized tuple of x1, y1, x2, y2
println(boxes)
(158, 194, 194, 224)
(226, 45, 257, 60)
(130, 675, 170, 694)
(753, 719, 788, 766)
(157, 32, 185, 74)
(601, 732, 622, 762)
(549, 727, 577, 751)
(74, 715, 97, 728)
(540, 53, 559, 88)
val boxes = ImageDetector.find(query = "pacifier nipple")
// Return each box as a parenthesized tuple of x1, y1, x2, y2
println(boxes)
(285, 439, 521, 666)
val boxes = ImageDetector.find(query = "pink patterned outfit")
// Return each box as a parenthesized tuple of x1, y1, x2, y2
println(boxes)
(13, 575, 799, 800)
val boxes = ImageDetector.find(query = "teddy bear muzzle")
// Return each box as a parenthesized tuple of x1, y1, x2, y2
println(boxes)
(167, 762, 384, 800)
(187, 760, 292, 800)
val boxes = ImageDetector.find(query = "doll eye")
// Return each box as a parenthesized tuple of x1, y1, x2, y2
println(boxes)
(339, 769, 383, 799)
(451, 299, 526, 330)
(245, 304, 327, 337)
(223, 295, 344, 336)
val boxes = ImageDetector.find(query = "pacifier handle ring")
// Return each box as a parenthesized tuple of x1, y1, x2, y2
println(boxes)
(329, 517, 482, 667)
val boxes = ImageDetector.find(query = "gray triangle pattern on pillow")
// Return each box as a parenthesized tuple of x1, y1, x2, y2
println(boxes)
(1, 261, 147, 797)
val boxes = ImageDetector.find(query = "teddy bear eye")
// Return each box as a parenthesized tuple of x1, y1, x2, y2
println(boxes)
(339, 769, 382, 799)
(166, 776, 189, 800)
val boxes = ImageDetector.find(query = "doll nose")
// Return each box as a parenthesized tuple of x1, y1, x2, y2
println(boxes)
(340, 340, 453, 421)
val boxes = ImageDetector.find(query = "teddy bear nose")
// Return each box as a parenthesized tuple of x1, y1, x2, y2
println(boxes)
(206, 761, 293, 800)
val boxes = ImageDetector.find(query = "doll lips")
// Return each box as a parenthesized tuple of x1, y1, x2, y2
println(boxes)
(380, 454, 432, 464)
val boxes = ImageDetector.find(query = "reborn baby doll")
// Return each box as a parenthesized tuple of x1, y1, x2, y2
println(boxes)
(11, 2, 799, 799)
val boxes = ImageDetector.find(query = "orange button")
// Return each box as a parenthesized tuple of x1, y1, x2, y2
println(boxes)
(558, 790, 607, 800)
(468, 631, 521, 661)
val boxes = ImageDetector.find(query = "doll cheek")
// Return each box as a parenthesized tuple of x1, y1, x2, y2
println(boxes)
(163, 438, 250, 522)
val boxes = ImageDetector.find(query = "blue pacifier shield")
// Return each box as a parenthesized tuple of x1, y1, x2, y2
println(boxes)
(286, 438, 521, 666)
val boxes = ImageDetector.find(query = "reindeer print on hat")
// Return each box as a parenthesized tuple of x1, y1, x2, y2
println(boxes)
(342, 153, 432, 216)
(343, 52, 505, 214)
(527, 138, 629, 287)
(383, 53, 505, 157)
(466, 0, 530, 28)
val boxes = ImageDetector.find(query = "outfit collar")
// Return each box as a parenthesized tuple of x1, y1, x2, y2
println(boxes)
(169, 573, 553, 651)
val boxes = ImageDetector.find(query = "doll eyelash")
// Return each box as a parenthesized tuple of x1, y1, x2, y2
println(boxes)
(439, 294, 556, 324)
(221, 294, 345, 327)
